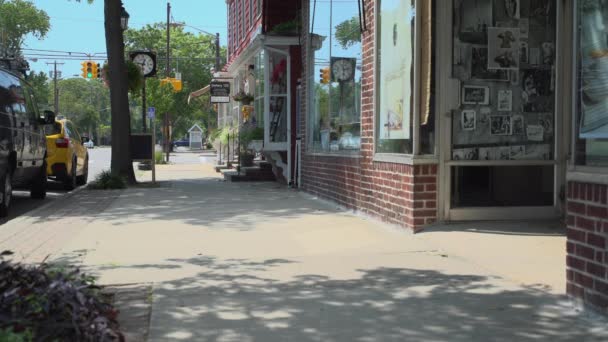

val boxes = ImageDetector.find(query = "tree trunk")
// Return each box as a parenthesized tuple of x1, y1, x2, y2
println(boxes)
(104, 0, 135, 184)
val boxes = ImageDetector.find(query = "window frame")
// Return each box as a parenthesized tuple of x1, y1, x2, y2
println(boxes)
(373, 0, 437, 164)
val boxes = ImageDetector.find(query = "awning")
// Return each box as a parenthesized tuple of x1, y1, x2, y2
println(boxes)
(187, 85, 210, 104)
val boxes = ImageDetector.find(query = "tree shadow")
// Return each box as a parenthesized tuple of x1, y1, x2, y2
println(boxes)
(96, 256, 607, 342)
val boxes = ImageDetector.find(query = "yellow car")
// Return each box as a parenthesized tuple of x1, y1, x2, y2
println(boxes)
(46, 119, 89, 190)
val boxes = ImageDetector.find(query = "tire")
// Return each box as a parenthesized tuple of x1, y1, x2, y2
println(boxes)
(30, 160, 47, 199)
(76, 156, 88, 186)
(0, 170, 12, 218)
(64, 157, 77, 191)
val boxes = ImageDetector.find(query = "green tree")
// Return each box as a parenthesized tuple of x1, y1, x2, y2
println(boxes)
(26, 71, 50, 109)
(124, 23, 222, 142)
(334, 16, 361, 49)
(0, 0, 50, 56)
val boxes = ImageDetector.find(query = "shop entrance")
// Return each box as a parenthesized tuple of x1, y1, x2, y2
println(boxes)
(437, 0, 566, 221)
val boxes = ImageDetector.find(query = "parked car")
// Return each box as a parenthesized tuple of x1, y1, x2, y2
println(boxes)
(0, 68, 55, 216)
(173, 138, 189, 147)
(83, 138, 94, 149)
(45, 119, 89, 190)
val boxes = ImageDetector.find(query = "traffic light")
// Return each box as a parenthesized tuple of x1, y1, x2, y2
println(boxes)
(90, 63, 98, 79)
(320, 67, 330, 84)
(80, 61, 88, 78)
(95, 63, 102, 79)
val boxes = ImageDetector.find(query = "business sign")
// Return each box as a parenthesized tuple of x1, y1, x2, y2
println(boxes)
(210, 81, 231, 103)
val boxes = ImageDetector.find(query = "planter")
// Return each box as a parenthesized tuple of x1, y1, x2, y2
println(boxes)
(240, 153, 255, 167)
(248, 139, 264, 152)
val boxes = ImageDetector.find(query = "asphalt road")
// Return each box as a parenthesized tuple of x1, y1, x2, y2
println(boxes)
(0, 147, 111, 225)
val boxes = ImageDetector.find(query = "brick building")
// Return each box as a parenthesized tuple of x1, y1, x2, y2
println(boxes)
(222, 0, 608, 314)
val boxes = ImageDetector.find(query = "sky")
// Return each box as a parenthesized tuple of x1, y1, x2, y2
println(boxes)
(23, 0, 227, 78)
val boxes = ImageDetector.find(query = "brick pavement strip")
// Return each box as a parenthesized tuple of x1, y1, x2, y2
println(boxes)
(0, 189, 123, 264)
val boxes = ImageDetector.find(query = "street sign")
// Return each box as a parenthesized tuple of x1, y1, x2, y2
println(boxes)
(210, 81, 231, 103)
(147, 107, 155, 119)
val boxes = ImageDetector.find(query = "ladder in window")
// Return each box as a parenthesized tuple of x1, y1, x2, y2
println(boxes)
(269, 97, 284, 142)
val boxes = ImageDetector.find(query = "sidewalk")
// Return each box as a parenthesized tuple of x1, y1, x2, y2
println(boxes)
(2, 151, 606, 341)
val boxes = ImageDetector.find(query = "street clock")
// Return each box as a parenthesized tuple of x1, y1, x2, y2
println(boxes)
(129, 51, 157, 77)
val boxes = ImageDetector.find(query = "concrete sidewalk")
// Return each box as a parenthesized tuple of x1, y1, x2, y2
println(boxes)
(2, 151, 606, 341)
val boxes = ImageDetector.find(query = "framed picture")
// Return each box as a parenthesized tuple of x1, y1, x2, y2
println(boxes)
(471, 47, 510, 81)
(461, 110, 476, 130)
(497, 90, 513, 111)
(462, 85, 490, 105)
(512, 114, 525, 134)
(490, 115, 512, 135)
(488, 27, 520, 70)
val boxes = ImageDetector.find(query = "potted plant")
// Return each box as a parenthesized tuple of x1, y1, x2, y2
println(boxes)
(233, 91, 254, 105)
(239, 123, 264, 167)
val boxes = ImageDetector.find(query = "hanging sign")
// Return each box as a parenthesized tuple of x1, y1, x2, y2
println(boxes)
(210, 81, 231, 103)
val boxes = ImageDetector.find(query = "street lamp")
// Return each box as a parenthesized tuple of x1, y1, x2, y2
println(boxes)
(120, 6, 130, 30)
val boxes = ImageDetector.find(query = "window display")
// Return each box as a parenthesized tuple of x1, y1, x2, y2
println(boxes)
(376, 0, 416, 154)
(451, 0, 556, 161)
(308, 0, 362, 153)
(576, 0, 608, 166)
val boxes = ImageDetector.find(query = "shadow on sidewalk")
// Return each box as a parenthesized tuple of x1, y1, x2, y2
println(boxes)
(92, 256, 605, 342)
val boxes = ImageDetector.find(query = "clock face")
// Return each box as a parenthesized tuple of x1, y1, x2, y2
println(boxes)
(133, 54, 155, 76)
(332, 59, 354, 82)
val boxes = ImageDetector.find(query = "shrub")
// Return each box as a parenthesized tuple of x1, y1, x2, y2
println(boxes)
(155, 151, 167, 164)
(88, 170, 127, 190)
(0, 251, 122, 341)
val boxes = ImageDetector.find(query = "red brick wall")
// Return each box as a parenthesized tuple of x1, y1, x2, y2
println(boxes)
(299, 0, 438, 231)
(566, 181, 608, 313)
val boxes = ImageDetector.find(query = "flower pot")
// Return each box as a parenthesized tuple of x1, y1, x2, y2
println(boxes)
(240, 153, 255, 167)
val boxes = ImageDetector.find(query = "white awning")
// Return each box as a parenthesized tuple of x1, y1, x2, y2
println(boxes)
(187, 85, 210, 104)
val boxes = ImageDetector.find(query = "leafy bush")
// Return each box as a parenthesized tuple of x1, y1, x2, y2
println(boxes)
(0, 251, 122, 341)
(88, 171, 127, 190)
(155, 151, 167, 165)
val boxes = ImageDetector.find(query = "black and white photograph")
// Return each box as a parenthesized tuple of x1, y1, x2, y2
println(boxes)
(510, 145, 526, 159)
(471, 47, 509, 81)
(454, 0, 492, 44)
(493, 0, 520, 21)
(479, 147, 497, 160)
(462, 85, 490, 105)
(542, 42, 555, 65)
(539, 114, 553, 135)
(497, 90, 512, 111)
(526, 124, 544, 141)
(520, 40, 529, 64)
(488, 27, 520, 70)
(453, 148, 479, 160)
(490, 115, 512, 135)
(519, 18, 529, 37)
(512, 114, 525, 134)
(529, 47, 541, 65)
(498, 146, 511, 160)
(461, 110, 476, 130)
(523, 144, 551, 160)
(522, 70, 552, 112)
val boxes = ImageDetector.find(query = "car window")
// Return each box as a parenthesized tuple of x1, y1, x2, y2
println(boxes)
(45, 122, 62, 135)
(19, 81, 39, 123)
(63, 122, 71, 137)
(66, 122, 81, 142)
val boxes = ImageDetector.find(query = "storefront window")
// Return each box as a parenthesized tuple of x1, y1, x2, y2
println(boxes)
(254, 50, 265, 127)
(376, 0, 416, 154)
(308, 0, 362, 153)
(269, 50, 288, 143)
(576, 0, 608, 166)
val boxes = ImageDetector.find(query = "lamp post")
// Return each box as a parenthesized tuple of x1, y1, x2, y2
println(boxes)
(120, 6, 130, 30)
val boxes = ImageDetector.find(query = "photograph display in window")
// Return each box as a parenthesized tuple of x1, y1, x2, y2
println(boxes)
(451, 0, 556, 161)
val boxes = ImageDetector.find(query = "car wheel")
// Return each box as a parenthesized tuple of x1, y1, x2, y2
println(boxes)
(64, 157, 77, 191)
(30, 160, 47, 199)
(76, 156, 88, 186)
(0, 170, 12, 218)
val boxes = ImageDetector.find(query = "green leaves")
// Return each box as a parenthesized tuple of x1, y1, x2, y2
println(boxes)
(0, 0, 50, 55)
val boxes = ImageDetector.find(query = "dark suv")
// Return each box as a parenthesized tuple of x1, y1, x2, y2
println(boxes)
(0, 68, 55, 217)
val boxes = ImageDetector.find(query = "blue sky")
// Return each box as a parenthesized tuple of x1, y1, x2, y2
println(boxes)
(23, 0, 227, 78)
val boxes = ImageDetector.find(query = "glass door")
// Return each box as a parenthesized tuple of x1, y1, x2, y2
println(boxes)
(438, 0, 564, 221)
(264, 46, 290, 151)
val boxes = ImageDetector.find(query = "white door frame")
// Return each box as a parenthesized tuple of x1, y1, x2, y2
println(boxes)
(437, 0, 567, 222)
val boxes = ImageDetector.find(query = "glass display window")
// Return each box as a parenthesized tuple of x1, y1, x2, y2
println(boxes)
(575, 0, 608, 167)
(308, 0, 362, 154)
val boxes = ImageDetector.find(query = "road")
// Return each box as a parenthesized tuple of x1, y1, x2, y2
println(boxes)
(0, 147, 111, 225)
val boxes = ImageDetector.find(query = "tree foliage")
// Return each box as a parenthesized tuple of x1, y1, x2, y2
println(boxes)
(0, 0, 50, 56)
(334, 16, 361, 49)
(26, 71, 50, 109)
(124, 23, 222, 139)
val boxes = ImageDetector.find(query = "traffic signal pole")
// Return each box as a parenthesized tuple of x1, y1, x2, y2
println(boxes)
(165, 1, 171, 163)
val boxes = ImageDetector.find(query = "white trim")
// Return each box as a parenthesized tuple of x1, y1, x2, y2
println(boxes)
(373, 153, 438, 165)
(567, 170, 608, 185)
(305, 152, 362, 159)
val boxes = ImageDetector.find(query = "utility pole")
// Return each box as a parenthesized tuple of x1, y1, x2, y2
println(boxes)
(215, 33, 221, 72)
(46, 61, 64, 115)
(164, 1, 171, 163)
